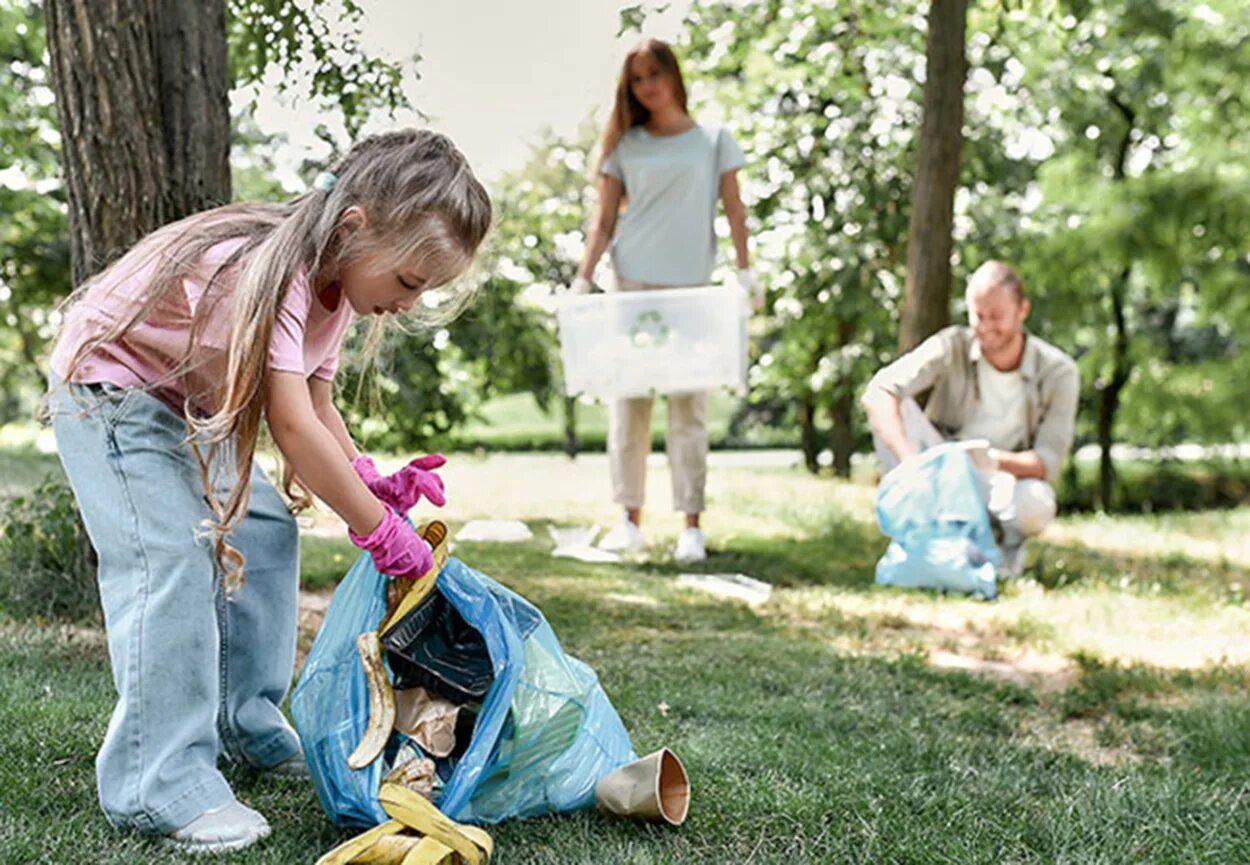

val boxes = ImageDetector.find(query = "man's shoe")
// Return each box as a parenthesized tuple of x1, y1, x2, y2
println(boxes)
(598, 516, 645, 552)
(674, 528, 707, 563)
(998, 541, 1026, 579)
(164, 801, 271, 854)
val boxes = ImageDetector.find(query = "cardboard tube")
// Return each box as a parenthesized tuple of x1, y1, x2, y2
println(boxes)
(594, 748, 689, 826)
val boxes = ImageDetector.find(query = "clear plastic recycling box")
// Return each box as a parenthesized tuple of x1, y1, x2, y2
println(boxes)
(555, 285, 748, 400)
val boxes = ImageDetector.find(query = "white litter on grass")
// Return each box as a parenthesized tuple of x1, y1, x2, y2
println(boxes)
(455, 520, 534, 543)
(675, 573, 772, 606)
(548, 525, 601, 549)
(548, 525, 621, 564)
(554, 546, 622, 564)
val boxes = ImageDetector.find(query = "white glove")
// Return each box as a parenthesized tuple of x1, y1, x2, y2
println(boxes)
(734, 267, 764, 310)
(958, 439, 999, 473)
(569, 275, 594, 295)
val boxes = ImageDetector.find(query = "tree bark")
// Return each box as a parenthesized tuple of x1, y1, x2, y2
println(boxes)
(798, 397, 820, 474)
(1095, 92, 1139, 511)
(829, 390, 854, 479)
(562, 394, 579, 459)
(44, 0, 230, 286)
(829, 319, 857, 478)
(898, 0, 968, 353)
(1096, 266, 1132, 511)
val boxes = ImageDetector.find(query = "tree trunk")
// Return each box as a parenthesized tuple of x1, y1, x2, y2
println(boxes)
(829, 320, 857, 478)
(562, 395, 579, 460)
(45, 0, 230, 286)
(157, 1, 231, 218)
(1094, 94, 1139, 511)
(798, 398, 819, 474)
(1096, 266, 1132, 511)
(829, 390, 854, 479)
(898, 0, 968, 353)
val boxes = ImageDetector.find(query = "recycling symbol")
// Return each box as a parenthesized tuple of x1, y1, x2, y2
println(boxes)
(629, 309, 670, 348)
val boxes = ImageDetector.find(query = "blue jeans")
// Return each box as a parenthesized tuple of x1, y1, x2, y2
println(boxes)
(47, 380, 301, 833)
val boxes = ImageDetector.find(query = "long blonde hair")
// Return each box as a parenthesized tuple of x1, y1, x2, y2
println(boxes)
(597, 38, 689, 172)
(50, 128, 492, 592)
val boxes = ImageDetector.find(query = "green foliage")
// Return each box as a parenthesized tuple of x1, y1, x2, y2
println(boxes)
(673, 0, 1250, 487)
(677, 1, 954, 469)
(226, 0, 412, 136)
(0, 476, 98, 623)
(989, 0, 1250, 461)
(0, 1, 70, 422)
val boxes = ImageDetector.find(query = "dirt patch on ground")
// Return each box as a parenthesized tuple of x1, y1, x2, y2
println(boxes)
(927, 648, 1078, 694)
(1015, 715, 1141, 767)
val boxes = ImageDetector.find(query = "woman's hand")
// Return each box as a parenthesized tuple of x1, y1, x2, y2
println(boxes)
(734, 267, 764, 311)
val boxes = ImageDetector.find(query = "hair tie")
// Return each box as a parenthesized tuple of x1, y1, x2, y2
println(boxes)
(313, 171, 337, 192)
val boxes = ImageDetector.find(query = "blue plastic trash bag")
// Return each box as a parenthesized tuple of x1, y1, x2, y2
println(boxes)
(291, 549, 637, 827)
(873, 442, 1000, 599)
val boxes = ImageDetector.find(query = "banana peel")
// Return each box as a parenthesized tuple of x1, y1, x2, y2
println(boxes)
(346, 630, 396, 770)
(381, 520, 449, 635)
(315, 820, 407, 865)
(348, 521, 450, 770)
(313, 785, 492, 865)
(379, 782, 493, 865)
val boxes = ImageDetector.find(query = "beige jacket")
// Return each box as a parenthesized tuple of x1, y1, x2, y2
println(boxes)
(864, 326, 1080, 483)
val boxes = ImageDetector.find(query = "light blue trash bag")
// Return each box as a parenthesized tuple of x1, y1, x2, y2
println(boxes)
(874, 442, 1000, 600)
(291, 549, 637, 827)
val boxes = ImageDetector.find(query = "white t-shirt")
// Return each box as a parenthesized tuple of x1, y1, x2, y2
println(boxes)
(600, 123, 746, 286)
(957, 361, 1029, 451)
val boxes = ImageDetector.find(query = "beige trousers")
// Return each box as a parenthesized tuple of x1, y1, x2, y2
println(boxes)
(608, 275, 708, 514)
(874, 398, 1057, 538)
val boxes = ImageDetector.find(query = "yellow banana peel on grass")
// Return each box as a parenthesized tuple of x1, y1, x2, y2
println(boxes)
(313, 785, 493, 865)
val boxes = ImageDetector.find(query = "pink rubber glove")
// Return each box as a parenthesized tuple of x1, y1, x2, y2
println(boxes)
(352, 454, 447, 514)
(349, 510, 434, 580)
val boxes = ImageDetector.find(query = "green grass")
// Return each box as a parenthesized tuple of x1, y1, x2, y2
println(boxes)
(3, 452, 1250, 862)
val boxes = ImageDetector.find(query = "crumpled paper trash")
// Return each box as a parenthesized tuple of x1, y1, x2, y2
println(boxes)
(394, 686, 461, 758)
(548, 525, 621, 563)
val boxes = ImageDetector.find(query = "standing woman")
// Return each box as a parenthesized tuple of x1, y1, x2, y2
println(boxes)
(572, 38, 758, 562)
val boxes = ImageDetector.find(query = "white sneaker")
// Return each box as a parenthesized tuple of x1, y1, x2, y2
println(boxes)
(164, 801, 271, 854)
(597, 516, 645, 552)
(674, 528, 707, 563)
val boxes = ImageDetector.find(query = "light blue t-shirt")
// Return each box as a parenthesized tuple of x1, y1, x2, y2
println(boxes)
(601, 123, 746, 286)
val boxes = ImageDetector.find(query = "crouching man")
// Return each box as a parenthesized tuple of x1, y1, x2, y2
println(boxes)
(862, 261, 1080, 574)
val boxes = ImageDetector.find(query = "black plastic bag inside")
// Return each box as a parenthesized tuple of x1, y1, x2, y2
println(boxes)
(381, 590, 494, 703)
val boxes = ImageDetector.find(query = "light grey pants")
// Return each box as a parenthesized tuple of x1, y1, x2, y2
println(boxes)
(608, 275, 708, 514)
(874, 398, 1058, 540)
(48, 380, 301, 833)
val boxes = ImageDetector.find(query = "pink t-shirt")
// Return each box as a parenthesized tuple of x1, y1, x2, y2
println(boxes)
(50, 238, 354, 415)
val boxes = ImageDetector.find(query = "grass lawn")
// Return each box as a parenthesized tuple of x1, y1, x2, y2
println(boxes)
(3, 450, 1250, 862)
